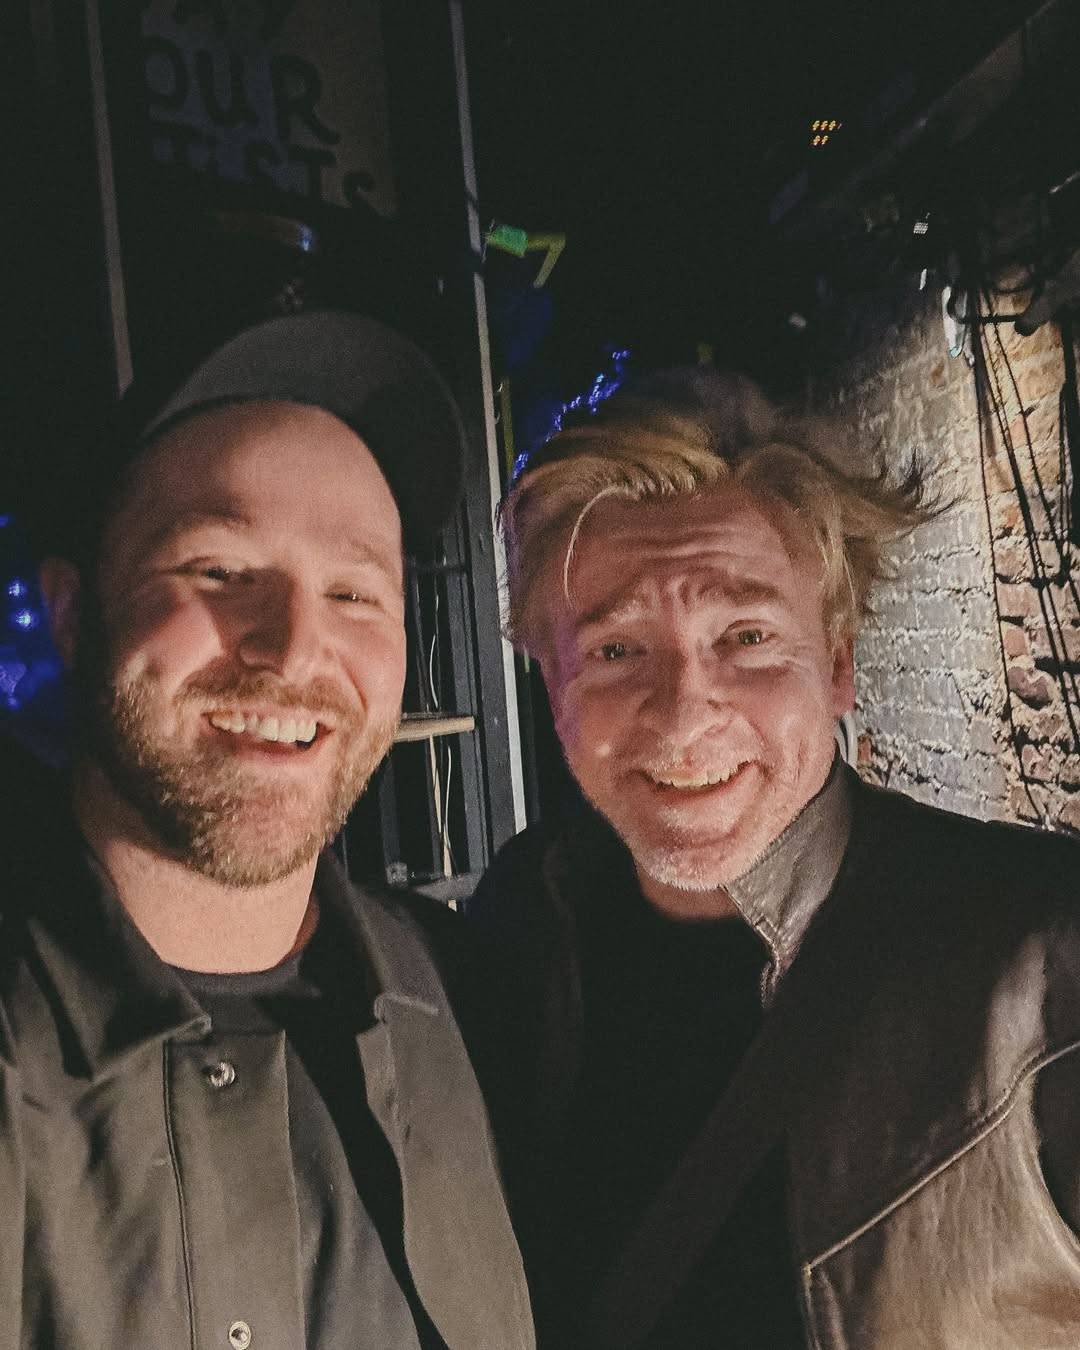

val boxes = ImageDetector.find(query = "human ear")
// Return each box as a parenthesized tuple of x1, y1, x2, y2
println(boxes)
(38, 558, 83, 669)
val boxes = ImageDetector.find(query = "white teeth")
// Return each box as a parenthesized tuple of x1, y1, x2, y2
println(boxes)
(209, 711, 320, 746)
(654, 763, 745, 789)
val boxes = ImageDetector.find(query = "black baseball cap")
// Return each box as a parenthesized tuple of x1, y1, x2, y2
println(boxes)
(109, 310, 467, 548)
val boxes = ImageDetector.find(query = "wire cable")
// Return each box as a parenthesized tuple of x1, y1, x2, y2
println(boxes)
(971, 305, 1047, 822)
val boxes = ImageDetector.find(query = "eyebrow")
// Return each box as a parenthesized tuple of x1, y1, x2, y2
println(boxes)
(342, 536, 401, 571)
(132, 507, 255, 566)
(698, 577, 785, 608)
(576, 576, 786, 632)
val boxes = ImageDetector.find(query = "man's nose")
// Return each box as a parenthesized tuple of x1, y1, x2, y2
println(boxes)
(236, 580, 325, 683)
(643, 646, 731, 737)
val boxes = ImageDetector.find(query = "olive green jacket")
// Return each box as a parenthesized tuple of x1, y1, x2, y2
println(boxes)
(0, 806, 533, 1350)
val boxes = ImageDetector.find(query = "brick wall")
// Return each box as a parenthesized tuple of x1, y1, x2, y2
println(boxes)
(804, 277, 1080, 830)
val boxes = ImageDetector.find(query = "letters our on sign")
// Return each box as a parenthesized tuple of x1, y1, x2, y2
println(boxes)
(139, 4, 393, 215)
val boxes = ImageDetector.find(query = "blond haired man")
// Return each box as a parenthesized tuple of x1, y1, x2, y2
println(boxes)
(470, 372, 1080, 1349)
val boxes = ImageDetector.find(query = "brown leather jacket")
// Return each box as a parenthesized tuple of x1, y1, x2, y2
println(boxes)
(471, 770, 1080, 1348)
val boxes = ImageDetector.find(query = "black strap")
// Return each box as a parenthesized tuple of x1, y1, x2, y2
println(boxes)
(582, 815, 877, 1350)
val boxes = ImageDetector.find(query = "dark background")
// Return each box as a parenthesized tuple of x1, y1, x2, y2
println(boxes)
(467, 0, 1033, 389)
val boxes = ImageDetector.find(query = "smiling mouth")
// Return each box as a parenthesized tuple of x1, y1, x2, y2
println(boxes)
(647, 760, 751, 791)
(207, 710, 325, 749)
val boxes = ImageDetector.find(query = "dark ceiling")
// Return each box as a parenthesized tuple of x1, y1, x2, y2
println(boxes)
(466, 0, 1038, 381)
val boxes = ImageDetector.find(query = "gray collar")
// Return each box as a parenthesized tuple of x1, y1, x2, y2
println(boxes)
(19, 826, 421, 1079)
(724, 758, 853, 1002)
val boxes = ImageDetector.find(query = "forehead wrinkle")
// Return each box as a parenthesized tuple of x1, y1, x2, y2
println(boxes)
(575, 565, 787, 632)
(575, 593, 653, 632)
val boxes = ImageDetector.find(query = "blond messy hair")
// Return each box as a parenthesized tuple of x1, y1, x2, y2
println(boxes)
(498, 371, 938, 656)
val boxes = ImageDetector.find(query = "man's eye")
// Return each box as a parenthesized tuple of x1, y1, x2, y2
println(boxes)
(736, 628, 765, 646)
(599, 641, 629, 662)
(179, 563, 242, 584)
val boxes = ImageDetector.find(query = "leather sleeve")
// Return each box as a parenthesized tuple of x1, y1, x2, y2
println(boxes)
(1034, 1046, 1080, 1239)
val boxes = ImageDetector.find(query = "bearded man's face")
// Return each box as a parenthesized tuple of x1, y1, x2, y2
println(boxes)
(62, 402, 407, 887)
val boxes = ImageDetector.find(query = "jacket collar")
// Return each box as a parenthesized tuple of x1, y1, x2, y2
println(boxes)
(14, 816, 210, 1077)
(725, 757, 853, 999)
(553, 756, 852, 1004)
(723, 761, 858, 1004)
(15, 813, 422, 1079)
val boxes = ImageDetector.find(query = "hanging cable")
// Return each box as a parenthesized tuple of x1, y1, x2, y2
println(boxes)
(975, 288, 1080, 749)
(971, 303, 1046, 821)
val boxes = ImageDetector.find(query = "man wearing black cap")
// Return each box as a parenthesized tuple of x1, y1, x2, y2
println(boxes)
(0, 312, 534, 1350)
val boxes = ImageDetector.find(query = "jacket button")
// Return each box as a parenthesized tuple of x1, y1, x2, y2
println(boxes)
(205, 1061, 237, 1090)
(228, 1320, 252, 1348)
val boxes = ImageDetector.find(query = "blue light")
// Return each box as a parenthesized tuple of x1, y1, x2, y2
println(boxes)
(0, 516, 9, 528)
(0, 661, 27, 696)
(510, 349, 634, 482)
(6, 580, 27, 599)
(11, 609, 38, 630)
(551, 348, 632, 435)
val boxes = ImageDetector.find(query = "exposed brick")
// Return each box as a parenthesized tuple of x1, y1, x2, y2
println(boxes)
(1011, 350, 1067, 405)
(1028, 709, 1073, 747)
(967, 715, 1001, 755)
(992, 501, 1024, 537)
(804, 206, 1080, 831)
(1007, 665, 1054, 707)
(1003, 626, 1029, 659)
(992, 540, 1031, 584)
(1020, 744, 1056, 782)
(996, 583, 1041, 620)
(1010, 783, 1046, 824)
(1056, 795, 1080, 835)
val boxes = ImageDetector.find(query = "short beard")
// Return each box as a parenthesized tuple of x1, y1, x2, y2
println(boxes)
(613, 824, 740, 894)
(73, 605, 398, 887)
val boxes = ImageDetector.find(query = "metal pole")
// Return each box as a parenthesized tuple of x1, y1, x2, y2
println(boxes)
(83, 0, 133, 394)
(447, 0, 527, 836)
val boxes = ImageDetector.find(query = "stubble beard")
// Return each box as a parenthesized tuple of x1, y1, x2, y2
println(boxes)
(75, 625, 398, 888)
(594, 752, 781, 895)
(607, 744, 834, 895)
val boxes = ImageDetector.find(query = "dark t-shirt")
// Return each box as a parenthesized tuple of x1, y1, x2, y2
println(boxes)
(555, 870, 805, 1348)
(177, 909, 443, 1350)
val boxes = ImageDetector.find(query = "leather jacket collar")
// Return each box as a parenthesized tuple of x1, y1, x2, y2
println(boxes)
(725, 757, 852, 1002)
